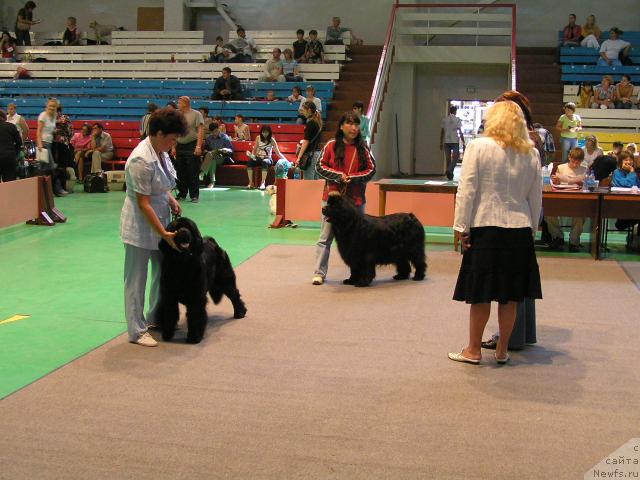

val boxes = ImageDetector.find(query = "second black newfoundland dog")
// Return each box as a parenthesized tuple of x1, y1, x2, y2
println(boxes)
(322, 193, 427, 287)
(158, 217, 247, 344)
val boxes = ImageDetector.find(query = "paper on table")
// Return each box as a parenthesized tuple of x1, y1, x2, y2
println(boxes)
(610, 187, 634, 192)
(424, 180, 448, 185)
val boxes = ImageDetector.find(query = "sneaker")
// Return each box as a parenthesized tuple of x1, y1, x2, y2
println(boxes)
(312, 275, 324, 285)
(190, 197, 199, 203)
(259, 183, 266, 190)
(132, 332, 158, 347)
(207, 183, 214, 189)
(568, 244, 581, 253)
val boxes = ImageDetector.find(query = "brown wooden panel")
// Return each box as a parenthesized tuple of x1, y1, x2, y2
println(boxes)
(137, 8, 164, 31)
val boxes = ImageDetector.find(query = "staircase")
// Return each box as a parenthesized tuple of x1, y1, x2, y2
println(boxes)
(323, 45, 383, 142)
(516, 47, 563, 154)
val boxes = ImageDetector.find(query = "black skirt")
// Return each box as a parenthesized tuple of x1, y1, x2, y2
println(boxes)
(453, 227, 542, 304)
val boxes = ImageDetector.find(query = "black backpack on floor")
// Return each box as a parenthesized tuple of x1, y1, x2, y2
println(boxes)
(84, 172, 109, 193)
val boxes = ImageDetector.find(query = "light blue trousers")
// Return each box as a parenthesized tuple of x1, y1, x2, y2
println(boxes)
(314, 201, 366, 278)
(124, 243, 162, 341)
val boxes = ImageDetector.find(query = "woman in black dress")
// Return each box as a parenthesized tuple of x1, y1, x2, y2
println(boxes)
(448, 101, 543, 365)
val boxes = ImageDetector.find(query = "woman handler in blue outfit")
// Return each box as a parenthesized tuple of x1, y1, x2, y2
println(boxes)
(120, 107, 186, 347)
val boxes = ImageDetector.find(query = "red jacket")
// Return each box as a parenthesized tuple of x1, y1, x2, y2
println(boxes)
(563, 24, 582, 43)
(316, 139, 376, 206)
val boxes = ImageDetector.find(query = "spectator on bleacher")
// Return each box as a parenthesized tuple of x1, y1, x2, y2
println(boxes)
(614, 74, 634, 109)
(202, 122, 233, 188)
(607, 141, 625, 161)
(582, 135, 603, 168)
(172, 96, 204, 203)
(282, 48, 303, 82)
(0, 32, 17, 62)
(120, 107, 185, 348)
(213, 115, 226, 134)
(593, 75, 615, 109)
(0, 109, 22, 182)
(626, 143, 639, 164)
(213, 67, 243, 100)
(63, 17, 81, 46)
(165, 101, 177, 110)
(70, 124, 92, 180)
(6, 103, 29, 139)
(293, 29, 307, 63)
(326, 16, 363, 46)
(14, 1, 40, 46)
(352, 101, 369, 143)
(233, 114, 250, 141)
(87, 123, 114, 174)
(37, 98, 67, 195)
(612, 152, 637, 187)
(259, 48, 286, 82)
(547, 147, 587, 252)
(264, 90, 277, 102)
(303, 30, 325, 64)
(556, 102, 582, 163)
(211, 36, 226, 63)
(231, 27, 257, 62)
(561, 14, 581, 47)
(576, 82, 594, 108)
(247, 125, 285, 190)
(440, 105, 465, 180)
(533, 123, 556, 165)
(598, 27, 630, 67)
(288, 85, 304, 103)
(296, 101, 323, 180)
(140, 102, 158, 140)
(580, 15, 601, 49)
(198, 107, 213, 131)
(313, 112, 376, 286)
(297, 85, 322, 125)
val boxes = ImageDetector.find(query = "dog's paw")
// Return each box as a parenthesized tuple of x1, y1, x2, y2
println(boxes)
(186, 335, 203, 344)
(342, 277, 355, 285)
(162, 330, 175, 341)
(413, 274, 426, 281)
(393, 274, 410, 280)
(234, 307, 247, 319)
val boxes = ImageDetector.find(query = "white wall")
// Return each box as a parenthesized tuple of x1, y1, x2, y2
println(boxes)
(413, 64, 509, 175)
(1, 0, 163, 33)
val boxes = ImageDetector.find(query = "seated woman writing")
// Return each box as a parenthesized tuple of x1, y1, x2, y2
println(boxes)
(545, 147, 587, 252)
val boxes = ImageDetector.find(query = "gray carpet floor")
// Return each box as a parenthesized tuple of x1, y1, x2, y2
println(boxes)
(1, 246, 639, 480)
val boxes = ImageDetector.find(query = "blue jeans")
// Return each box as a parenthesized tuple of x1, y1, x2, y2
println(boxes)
(597, 57, 622, 67)
(314, 201, 366, 278)
(560, 137, 577, 163)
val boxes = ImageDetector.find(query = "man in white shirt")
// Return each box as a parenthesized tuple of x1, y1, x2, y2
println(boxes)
(598, 27, 631, 67)
(259, 48, 285, 82)
(6, 103, 29, 139)
(231, 27, 256, 63)
(440, 105, 465, 181)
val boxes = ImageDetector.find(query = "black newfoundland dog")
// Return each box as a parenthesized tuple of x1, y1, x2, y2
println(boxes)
(322, 193, 427, 287)
(158, 217, 247, 344)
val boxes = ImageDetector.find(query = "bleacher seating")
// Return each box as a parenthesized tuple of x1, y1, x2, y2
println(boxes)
(0, 79, 334, 101)
(561, 65, 640, 83)
(560, 46, 640, 65)
(0, 61, 340, 81)
(232, 30, 349, 62)
(1, 97, 326, 122)
(111, 30, 204, 45)
(561, 86, 640, 133)
(563, 84, 639, 103)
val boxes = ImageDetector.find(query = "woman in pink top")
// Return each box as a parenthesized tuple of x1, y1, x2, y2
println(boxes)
(70, 123, 92, 179)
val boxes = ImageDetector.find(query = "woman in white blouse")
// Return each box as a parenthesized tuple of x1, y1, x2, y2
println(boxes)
(449, 101, 543, 365)
(120, 107, 184, 347)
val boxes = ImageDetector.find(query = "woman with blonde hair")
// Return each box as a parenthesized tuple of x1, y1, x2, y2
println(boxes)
(37, 97, 67, 195)
(581, 14, 601, 49)
(448, 100, 543, 365)
(582, 135, 603, 168)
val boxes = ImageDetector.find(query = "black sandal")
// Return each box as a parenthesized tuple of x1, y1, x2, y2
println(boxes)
(481, 337, 498, 350)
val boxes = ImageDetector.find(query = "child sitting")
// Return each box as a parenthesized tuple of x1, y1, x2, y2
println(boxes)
(287, 86, 304, 103)
(303, 30, 324, 64)
(247, 125, 286, 190)
(612, 151, 637, 187)
(293, 29, 307, 62)
(233, 114, 250, 141)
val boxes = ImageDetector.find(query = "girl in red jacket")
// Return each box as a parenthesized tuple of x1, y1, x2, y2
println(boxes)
(312, 112, 376, 285)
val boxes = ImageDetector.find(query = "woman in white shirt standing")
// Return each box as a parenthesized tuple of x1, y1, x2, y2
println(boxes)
(449, 101, 543, 365)
(36, 97, 67, 195)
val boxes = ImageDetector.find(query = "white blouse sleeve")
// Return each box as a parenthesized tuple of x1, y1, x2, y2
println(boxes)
(526, 150, 543, 233)
(453, 140, 480, 232)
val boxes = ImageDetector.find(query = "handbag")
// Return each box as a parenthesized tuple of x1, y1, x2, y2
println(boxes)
(84, 171, 109, 193)
(36, 147, 50, 164)
(296, 125, 322, 170)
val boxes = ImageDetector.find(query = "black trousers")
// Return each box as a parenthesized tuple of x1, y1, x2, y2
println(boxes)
(0, 154, 18, 182)
(175, 141, 200, 199)
(15, 29, 31, 46)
